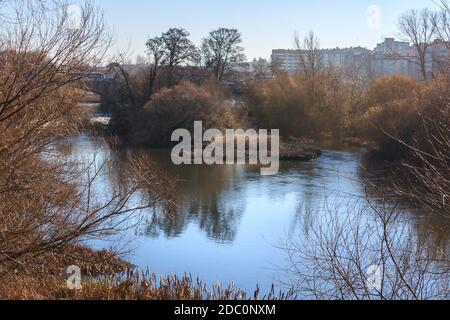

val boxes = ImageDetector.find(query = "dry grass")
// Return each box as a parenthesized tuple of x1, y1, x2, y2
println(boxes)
(0, 246, 295, 300)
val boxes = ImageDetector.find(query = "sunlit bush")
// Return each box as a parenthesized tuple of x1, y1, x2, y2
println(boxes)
(360, 76, 420, 158)
(243, 71, 354, 139)
(134, 80, 237, 147)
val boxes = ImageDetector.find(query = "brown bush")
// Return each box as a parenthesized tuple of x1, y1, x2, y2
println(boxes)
(133, 80, 238, 147)
(243, 71, 354, 140)
(0, 0, 173, 295)
(360, 76, 421, 158)
(393, 76, 450, 212)
(360, 75, 449, 213)
(364, 76, 419, 108)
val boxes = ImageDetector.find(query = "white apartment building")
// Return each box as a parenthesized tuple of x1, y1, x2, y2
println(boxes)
(371, 38, 416, 78)
(272, 38, 450, 80)
(372, 38, 450, 79)
(271, 49, 303, 73)
(271, 47, 371, 74)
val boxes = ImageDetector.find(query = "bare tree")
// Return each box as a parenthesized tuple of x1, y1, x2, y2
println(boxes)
(432, 0, 450, 45)
(398, 9, 436, 82)
(145, 36, 165, 97)
(430, 0, 450, 76)
(0, 0, 113, 122)
(283, 196, 449, 300)
(251, 58, 271, 80)
(391, 78, 450, 213)
(269, 57, 283, 78)
(295, 31, 323, 79)
(293, 31, 323, 123)
(201, 28, 246, 81)
(0, 0, 171, 276)
(161, 28, 198, 86)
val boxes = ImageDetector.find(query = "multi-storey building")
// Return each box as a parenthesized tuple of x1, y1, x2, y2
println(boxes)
(371, 38, 417, 78)
(427, 39, 450, 77)
(271, 49, 303, 74)
(272, 38, 450, 80)
(271, 47, 371, 75)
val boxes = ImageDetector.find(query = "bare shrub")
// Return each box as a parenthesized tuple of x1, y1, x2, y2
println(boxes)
(283, 197, 449, 300)
(134, 80, 238, 147)
(361, 76, 421, 158)
(243, 70, 355, 140)
(391, 76, 450, 213)
(0, 0, 172, 281)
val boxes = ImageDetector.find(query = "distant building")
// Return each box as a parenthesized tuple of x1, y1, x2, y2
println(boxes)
(374, 37, 410, 56)
(322, 47, 371, 70)
(271, 47, 371, 74)
(272, 38, 450, 80)
(427, 39, 450, 77)
(371, 38, 450, 79)
(371, 38, 416, 78)
(271, 49, 303, 74)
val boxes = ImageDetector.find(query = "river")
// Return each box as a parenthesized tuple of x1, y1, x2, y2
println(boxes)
(61, 131, 449, 295)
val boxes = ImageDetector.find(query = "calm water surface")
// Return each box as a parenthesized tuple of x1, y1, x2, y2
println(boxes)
(65, 134, 449, 294)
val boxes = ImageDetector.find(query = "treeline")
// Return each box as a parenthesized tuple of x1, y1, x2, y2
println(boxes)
(244, 72, 447, 151)
(104, 3, 450, 149)
(105, 45, 448, 158)
(103, 27, 247, 143)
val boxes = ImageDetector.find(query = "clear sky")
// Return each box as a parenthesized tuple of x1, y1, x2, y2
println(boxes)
(93, 0, 436, 61)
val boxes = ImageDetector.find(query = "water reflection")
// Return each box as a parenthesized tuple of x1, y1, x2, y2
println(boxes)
(359, 154, 450, 261)
(62, 135, 449, 293)
(109, 148, 243, 242)
(119, 147, 367, 244)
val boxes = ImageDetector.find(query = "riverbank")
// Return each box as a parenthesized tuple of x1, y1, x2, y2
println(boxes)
(0, 245, 130, 299)
(0, 244, 290, 300)
(280, 143, 322, 161)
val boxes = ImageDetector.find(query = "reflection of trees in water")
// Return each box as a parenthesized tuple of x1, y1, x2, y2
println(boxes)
(143, 192, 243, 243)
(412, 215, 450, 262)
(186, 192, 242, 243)
(63, 142, 246, 243)
(359, 154, 450, 260)
(287, 150, 365, 238)
(143, 164, 246, 243)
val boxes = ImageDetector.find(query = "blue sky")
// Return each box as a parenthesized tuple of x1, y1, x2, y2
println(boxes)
(93, 0, 435, 61)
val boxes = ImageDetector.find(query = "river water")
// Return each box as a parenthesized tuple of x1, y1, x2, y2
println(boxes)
(62, 133, 449, 295)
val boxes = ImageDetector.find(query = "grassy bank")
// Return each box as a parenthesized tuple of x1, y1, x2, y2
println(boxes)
(0, 245, 293, 300)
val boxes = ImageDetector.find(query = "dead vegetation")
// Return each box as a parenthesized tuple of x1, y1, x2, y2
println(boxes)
(0, 0, 174, 299)
(283, 196, 449, 300)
